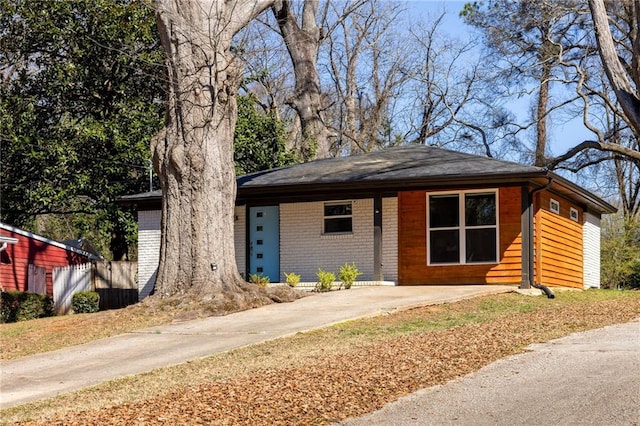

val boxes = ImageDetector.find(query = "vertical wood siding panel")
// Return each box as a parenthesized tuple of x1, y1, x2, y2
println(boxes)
(398, 191, 427, 284)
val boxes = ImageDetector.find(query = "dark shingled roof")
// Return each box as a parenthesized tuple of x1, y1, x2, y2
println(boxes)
(237, 145, 544, 188)
(119, 145, 616, 214)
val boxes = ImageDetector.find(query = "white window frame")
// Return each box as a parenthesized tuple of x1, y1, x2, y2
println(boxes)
(570, 207, 579, 222)
(426, 189, 500, 266)
(323, 201, 353, 235)
(550, 198, 560, 214)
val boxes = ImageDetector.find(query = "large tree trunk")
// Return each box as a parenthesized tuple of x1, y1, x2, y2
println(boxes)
(151, 0, 273, 300)
(535, 60, 551, 166)
(273, 0, 330, 160)
(589, 0, 640, 137)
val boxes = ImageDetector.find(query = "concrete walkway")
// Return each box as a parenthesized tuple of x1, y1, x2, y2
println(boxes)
(0, 285, 513, 409)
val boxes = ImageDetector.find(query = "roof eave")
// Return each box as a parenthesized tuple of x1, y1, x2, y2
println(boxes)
(236, 171, 547, 200)
(545, 172, 617, 215)
(0, 223, 98, 260)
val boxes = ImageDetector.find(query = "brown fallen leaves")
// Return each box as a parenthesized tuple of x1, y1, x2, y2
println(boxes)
(13, 293, 640, 426)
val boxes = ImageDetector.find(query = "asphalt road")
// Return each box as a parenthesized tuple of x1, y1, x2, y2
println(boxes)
(341, 318, 640, 426)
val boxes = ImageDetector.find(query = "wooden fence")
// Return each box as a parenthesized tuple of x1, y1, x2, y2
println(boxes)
(48, 261, 138, 314)
(27, 264, 46, 295)
(93, 261, 138, 311)
(52, 264, 92, 314)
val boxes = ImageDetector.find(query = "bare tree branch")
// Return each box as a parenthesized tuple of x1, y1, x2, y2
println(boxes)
(547, 139, 640, 169)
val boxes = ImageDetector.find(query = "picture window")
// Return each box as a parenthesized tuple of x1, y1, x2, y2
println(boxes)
(428, 191, 498, 265)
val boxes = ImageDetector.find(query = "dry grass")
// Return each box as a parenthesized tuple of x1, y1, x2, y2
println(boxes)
(2, 289, 639, 425)
(1, 300, 179, 360)
(0, 286, 305, 360)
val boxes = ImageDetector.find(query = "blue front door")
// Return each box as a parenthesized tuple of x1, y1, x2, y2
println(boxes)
(249, 206, 280, 282)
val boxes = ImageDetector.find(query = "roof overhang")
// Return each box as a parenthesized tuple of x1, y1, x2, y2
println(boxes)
(531, 173, 617, 215)
(117, 146, 617, 216)
(0, 222, 99, 260)
(237, 171, 544, 203)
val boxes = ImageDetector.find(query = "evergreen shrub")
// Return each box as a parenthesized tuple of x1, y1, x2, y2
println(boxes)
(71, 291, 100, 314)
(1, 291, 54, 323)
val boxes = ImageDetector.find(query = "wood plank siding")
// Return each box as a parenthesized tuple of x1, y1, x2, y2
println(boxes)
(534, 190, 583, 288)
(398, 187, 523, 285)
(0, 229, 89, 295)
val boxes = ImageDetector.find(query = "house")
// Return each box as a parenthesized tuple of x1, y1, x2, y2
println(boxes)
(0, 222, 99, 296)
(120, 145, 616, 299)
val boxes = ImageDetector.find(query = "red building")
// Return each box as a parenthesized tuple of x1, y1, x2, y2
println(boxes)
(0, 223, 97, 296)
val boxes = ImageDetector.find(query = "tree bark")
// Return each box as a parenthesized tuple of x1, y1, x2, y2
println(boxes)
(152, 0, 273, 299)
(535, 57, 552, 166)
(589, 0, 640, 137)
(272, 0, 330, 160)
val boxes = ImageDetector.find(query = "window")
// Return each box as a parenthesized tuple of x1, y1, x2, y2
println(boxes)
(428, 191, 498, 265)
(324, 202, 352, 234)
(550, 198, 560, 214)
(570, 207, 579, 222)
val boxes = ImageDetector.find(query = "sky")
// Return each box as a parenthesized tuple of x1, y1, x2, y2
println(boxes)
(402, 0, 597, 158)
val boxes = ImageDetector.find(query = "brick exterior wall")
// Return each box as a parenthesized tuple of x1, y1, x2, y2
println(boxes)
(137, 210, 161, 299)
(583, 212, 601, 289)
(382, 197, 398, 282)
(279, 199, 375, 282)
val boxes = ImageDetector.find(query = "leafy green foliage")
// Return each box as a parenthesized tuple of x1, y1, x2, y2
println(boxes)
(338, 262, 362, 289)
(234, 95, 297, 175)
(284, 272, 301, 287)
(0, 0, 164, 258)
(71, 291, 100, 314)
(1, 291, 54, 323)
(315, 269, 335, 292)
(601, 214, 640, 289)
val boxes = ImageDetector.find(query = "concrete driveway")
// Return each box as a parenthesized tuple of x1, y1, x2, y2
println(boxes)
(0, 285, 513, 409)
(341, 318, 640, 425)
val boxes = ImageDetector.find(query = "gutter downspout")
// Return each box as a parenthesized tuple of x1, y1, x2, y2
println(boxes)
(526, 178, 555, 299)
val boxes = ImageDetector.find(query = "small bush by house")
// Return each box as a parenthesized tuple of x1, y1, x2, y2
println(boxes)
(284, 272, 301, 287)
(71, 291, 100, 314)
(316, 269, 335, 292)
(1, 291, 54, 323)
(250, 273, 270, 288)
(338, 262, 362, 289)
